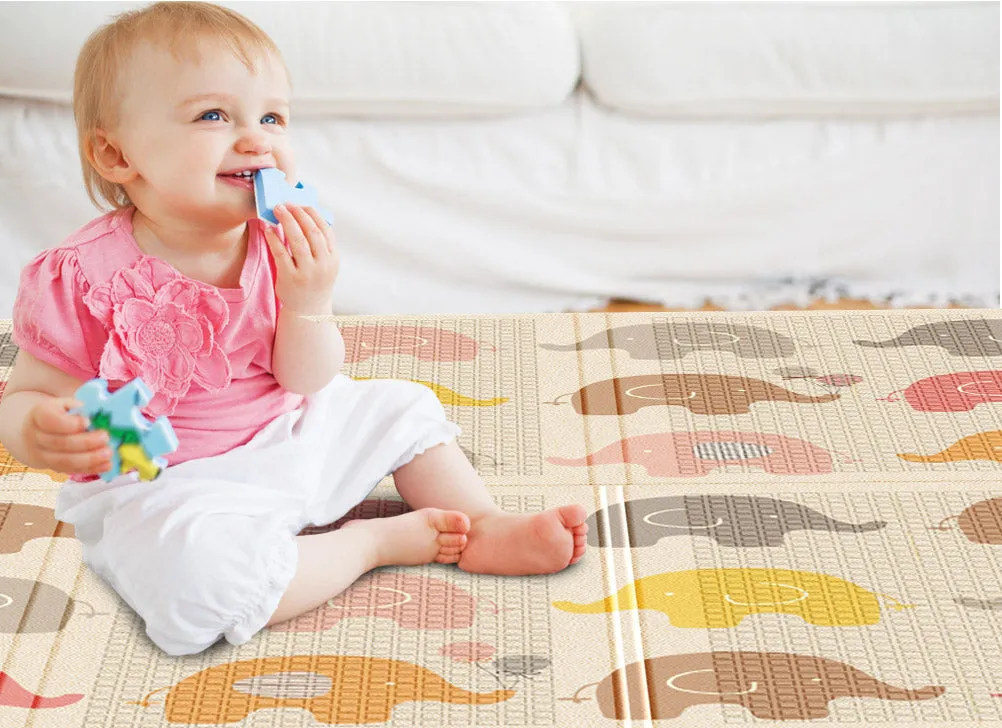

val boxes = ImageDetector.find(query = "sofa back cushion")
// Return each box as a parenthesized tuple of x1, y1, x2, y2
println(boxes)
(573, 1, 1000, 118)
(0, 1, 581, 117)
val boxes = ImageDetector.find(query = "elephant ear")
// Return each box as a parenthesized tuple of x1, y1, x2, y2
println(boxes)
(232, 672, 334, 699)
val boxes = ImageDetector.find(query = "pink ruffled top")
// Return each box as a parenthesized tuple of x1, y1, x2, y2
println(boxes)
(12, 207, 304, 474)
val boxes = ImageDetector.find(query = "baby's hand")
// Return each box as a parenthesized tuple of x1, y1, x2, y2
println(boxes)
(23, 397, 113, 476)
(264, 204, 339, 315)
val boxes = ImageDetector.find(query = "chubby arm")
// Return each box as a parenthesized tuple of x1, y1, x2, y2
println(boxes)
(273, 306, 345, 395)
(0, 350, 111, 473)
(266, 203, 345, 395)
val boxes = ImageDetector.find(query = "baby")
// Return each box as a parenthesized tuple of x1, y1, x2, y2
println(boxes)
(0, 1, 587, 656)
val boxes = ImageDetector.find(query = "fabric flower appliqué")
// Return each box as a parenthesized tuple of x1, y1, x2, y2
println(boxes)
(83, 257, 231, 415)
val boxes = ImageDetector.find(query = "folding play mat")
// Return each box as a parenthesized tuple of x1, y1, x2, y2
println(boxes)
(1, 309, 1001, 727)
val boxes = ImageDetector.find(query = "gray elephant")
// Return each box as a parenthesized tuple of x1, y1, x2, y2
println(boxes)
(586, 495, 887, 548)
(854, 319, 1002, 356)
(540, 322, 800, 360)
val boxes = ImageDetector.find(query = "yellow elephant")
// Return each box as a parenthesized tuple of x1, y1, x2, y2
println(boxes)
(352, 378, 508, 407)
(553, 568, 914, 628)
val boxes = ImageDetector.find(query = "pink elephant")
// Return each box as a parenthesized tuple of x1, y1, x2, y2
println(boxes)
(880, 370, 1002, 412)
(547, 431, 850, 476)
(269, 572, 501, 632)
(340, 325, 493, 363)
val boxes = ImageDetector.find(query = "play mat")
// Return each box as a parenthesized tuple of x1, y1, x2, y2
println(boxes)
(1, 309, 1000, 727)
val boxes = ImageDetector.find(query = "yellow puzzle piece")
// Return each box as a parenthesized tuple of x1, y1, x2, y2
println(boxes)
(553, 568, 914, 628)
(118, 443, 163, 481)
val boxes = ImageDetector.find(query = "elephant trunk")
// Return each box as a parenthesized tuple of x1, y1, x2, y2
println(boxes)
(878, 684, 946, 702)
(547, 444, 622, 468)
(553, 587, 637, 614)
(852, 338, 891, 348)
(828, 519, 888, 533)
(444, 687, 516, 705)
(539, 342, 582, 352)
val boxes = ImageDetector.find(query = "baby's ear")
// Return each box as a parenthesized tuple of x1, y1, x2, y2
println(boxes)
(87, 129, 138, 184)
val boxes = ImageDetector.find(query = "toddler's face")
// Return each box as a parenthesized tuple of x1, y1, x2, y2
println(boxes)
(113, 38, 295, 226)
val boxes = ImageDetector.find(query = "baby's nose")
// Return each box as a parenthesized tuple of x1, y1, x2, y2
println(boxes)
(235, 130, 270, 154)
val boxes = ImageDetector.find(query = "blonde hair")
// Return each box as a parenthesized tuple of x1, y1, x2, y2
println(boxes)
(73, 1, 284, 210)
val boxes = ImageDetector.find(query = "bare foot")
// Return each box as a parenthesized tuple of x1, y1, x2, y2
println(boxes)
(457, 504, 588, 575)
(341, 508, 470, 567)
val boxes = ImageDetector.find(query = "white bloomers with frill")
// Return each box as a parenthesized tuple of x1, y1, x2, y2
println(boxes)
(55, 375, 461, 656)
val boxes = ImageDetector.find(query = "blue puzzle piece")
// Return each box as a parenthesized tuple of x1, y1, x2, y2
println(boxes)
(254, 168, 334, 225)
(71, 378, 179, 482)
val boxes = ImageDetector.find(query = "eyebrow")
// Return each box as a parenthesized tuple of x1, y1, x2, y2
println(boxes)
(178, 93, 289, 109)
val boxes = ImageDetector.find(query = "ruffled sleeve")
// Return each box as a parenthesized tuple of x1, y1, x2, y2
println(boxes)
(11, 248, 108, 381)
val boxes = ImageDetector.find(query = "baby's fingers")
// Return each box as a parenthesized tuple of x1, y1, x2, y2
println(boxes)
(34, 441, 113, 475)
(31, 398, 90, 435)
(34, 429, 110, 454)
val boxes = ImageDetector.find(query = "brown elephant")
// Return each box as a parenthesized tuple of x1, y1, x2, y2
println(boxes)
(548, 374, 839, 415)
(0, 503, 75, 554)
(560, 651, 944, 720)
(934, 497, 1002, 544)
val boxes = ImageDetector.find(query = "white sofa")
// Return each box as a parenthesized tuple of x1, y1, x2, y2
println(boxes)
(0, 1, 998, 318)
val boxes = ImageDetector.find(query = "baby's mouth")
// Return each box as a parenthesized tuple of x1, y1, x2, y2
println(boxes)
(219, 170, 257, 189)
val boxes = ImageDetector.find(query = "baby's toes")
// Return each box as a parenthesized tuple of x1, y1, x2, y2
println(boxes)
(435, 549, 463, 564)
(438, 533, 468, 549)
(557, 504, 588, 529)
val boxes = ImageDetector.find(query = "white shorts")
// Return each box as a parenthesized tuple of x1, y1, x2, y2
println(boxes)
(55, 375, 461, 656)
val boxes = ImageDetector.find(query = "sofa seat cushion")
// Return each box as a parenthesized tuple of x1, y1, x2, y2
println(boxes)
(0, 1, 581, 117)
(574, 1, 1000, 118)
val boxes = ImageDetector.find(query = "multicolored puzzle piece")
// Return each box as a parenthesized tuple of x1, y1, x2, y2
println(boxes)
(71, 378, 178, 482)
(254, 168, 333, 225)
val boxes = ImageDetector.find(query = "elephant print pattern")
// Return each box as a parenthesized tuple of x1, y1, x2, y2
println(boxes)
(585, 495, 888, 548)
(560, 652, 945, 720)
(548, 374, 840, 415)
(548, 431, 844, 476)
(854, 318, 1002, 357)
(2, 312, 1002, 725)
(552, 568, 914, 628)
(540, 321, 802, 359)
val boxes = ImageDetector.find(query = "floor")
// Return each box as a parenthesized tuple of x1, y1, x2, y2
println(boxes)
(589, 297, 969, 313)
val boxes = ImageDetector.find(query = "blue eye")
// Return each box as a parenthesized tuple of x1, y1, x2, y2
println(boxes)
(200, 110, 222, 122)
(261, 114, 279, 125)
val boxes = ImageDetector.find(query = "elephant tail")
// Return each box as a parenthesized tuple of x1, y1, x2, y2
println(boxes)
(836, 451, 861, 464)
(930, 514, 960, 532)
(127, 686, 170, 707)
(557, 681, 601, 704)
(875, 591, 916, 611)
(885, 685, 947, 702)
(544, 391, 577, 405)
(792, 392, 841, 404)
(71, 599, 109, 618)
(877, 389, 905, 403)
